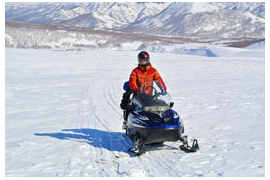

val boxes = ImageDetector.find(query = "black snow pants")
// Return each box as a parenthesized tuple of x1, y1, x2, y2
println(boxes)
(120, 90, 133, 121)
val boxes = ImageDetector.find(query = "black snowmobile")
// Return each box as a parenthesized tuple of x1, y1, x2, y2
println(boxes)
(121, 80, 199, 155)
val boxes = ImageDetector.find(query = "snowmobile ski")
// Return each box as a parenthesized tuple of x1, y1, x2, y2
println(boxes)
(128, 136, 145, 156)
(180, 136, 199, 153)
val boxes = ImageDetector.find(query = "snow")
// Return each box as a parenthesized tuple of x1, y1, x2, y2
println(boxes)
(5, 44, 265, 177)
(140, 43, 265, 58)
(245, 41, 265, 50)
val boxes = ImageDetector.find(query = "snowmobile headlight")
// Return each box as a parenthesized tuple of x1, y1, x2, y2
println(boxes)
(143, 106, 151, 112)
(143, 106, 170, 112)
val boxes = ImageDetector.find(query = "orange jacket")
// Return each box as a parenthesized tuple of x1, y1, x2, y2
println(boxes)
(129, 64, 166, 93)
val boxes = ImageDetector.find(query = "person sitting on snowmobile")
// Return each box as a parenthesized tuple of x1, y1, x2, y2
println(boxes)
(120, 51, 166, 120)
(129, 51, 166, 94)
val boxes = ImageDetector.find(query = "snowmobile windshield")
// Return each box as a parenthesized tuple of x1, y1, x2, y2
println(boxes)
(134, 80, 171, 112)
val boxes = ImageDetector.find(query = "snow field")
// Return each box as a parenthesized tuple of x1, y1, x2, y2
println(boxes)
(5, 45, 265, 176)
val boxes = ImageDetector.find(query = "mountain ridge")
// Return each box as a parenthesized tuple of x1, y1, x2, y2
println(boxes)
(5, 2, 265, 37)
(5, 2, 265, 50)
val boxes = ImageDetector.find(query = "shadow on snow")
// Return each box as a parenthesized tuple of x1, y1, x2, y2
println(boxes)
(35, 128, 131, 153)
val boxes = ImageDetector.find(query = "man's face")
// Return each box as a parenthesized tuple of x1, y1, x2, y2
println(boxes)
(141, 59, 147, 65)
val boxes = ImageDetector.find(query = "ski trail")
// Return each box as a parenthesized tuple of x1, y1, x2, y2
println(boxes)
(75, 67, 138, 174)
(80, 67, 160, 176)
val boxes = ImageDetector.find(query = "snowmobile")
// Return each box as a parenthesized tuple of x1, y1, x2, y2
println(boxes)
(122, 80, 199, 155)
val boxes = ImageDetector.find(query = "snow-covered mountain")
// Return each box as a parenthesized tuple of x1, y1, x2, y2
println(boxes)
(225, 2, 265, 17)
(5, 2, 265, 50)
(5, 2, 264, 30)
(6, 19, 264, 51)
(5, 2, 170, 29)
(125, 7, 265, 39)
(5, 20, 188, 51)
